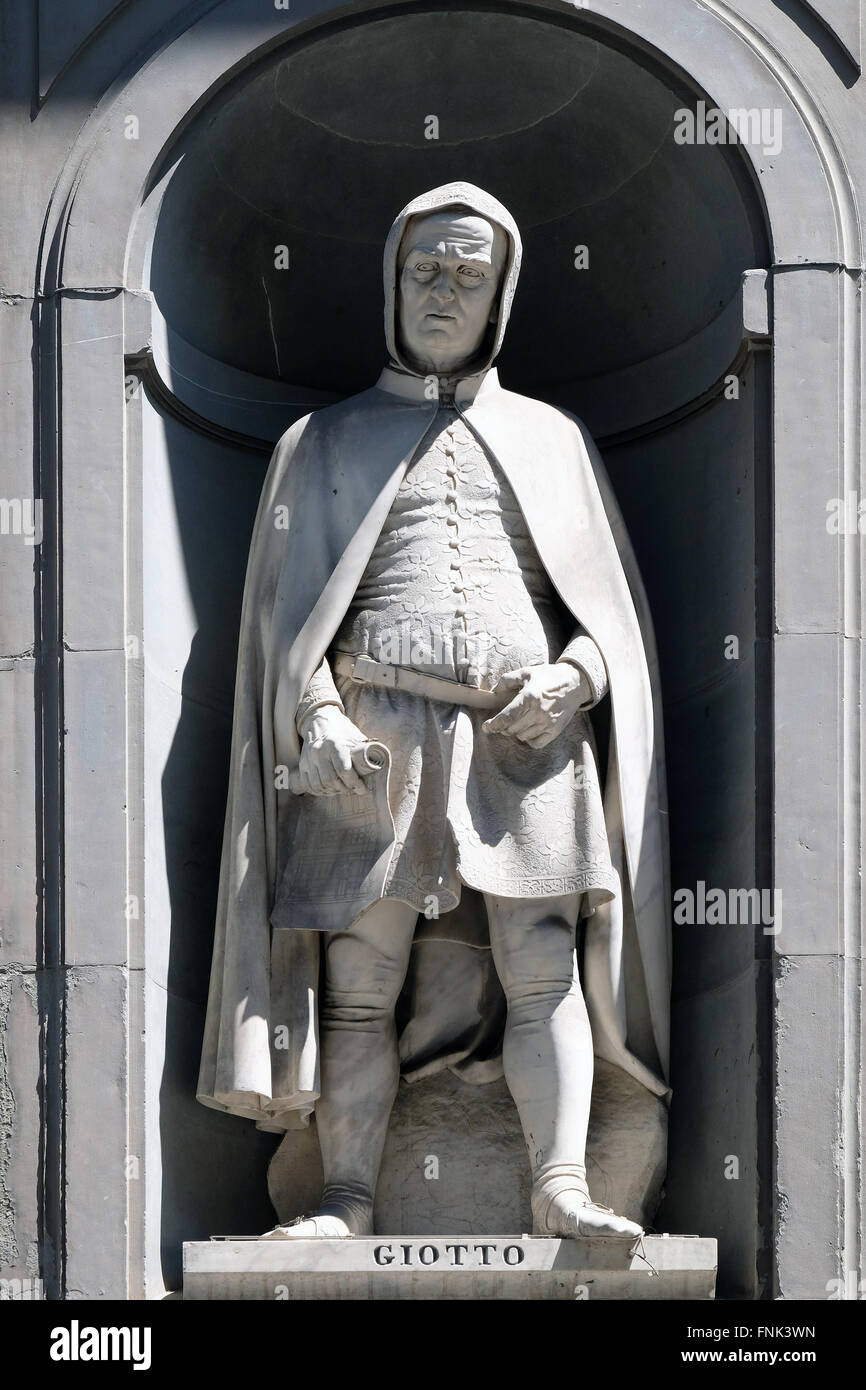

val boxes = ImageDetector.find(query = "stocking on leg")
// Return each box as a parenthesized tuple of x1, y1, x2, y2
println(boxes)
(262, 901, 417, 1239)
(485, 893, 643, 1241)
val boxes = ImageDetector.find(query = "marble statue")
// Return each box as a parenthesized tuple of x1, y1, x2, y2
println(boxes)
(197, 183, 671, 1242)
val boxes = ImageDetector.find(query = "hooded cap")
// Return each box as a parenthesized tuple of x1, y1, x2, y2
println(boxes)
(383, 182, 522, 378)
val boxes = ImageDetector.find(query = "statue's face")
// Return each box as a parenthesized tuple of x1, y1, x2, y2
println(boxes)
(397, 211, 506, 374)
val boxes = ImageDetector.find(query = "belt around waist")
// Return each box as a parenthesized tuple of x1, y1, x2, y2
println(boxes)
(332, 651, 510, 711)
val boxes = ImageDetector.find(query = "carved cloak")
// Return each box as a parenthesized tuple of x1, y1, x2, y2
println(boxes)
(197, 183, 671, 1131)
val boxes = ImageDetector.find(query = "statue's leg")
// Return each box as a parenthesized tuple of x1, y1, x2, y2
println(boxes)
(262, 899, 417, 1240)
(484, 893, 642, 1240)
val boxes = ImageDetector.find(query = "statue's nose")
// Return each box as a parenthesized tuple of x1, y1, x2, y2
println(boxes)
(431, 275, 455, 303)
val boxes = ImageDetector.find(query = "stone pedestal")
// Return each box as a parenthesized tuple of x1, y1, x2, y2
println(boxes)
(183, 1235, 717, 1300)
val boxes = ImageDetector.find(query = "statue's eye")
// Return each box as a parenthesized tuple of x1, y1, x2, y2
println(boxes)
(414, 262, 437, 273)
(458, 266, 483, 280)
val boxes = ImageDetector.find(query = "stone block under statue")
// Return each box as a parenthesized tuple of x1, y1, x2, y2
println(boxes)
(183, 1235, 717, 1300)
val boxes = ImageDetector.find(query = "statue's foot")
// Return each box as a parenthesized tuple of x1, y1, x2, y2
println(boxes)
(261, 1197, 374, 1240)
(532, 1188, 643, 1241)
(261, 1214, 358, 1240)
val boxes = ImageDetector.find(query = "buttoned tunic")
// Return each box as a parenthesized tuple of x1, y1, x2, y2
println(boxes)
(305, 404, 619, 917)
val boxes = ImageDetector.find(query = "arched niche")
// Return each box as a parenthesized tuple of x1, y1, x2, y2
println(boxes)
(137, 6, 771, 1297)
(40, 0, 861, 1301)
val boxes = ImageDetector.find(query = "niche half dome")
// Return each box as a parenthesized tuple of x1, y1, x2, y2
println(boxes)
(149, 7, 767, 395)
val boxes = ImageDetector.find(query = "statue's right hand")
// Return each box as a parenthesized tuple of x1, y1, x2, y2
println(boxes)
(296, 707, 370, 795)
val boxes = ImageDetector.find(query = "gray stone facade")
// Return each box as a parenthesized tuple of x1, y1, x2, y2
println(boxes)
(0, 0, 863, 1300)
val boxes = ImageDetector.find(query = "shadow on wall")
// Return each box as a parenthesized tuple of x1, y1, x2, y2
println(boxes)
(156, 425, 279, 1290)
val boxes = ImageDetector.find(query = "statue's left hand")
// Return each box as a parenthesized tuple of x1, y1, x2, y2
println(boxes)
(482, 663, 588, 748)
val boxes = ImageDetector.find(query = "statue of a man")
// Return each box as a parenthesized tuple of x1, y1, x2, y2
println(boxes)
(197, 183, 671, 1242)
